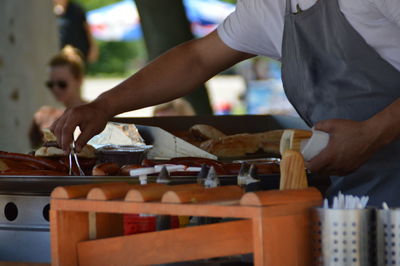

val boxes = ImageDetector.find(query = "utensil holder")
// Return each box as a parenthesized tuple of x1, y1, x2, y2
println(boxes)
(312, 208, 375, 266)
(377, 209, 400, 266)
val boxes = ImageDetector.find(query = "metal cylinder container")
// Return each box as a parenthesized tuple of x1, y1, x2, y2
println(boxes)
(312, 208, 376, 266)
(377, 209, 400, 266)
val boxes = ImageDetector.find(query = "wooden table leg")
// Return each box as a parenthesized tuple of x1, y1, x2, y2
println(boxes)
(50, 210, 89, 266)
(252, 210, 313, 266)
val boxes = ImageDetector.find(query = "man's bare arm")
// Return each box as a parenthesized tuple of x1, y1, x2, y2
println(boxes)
(96, 31, 253, 116)
(52, 31, 254, 151)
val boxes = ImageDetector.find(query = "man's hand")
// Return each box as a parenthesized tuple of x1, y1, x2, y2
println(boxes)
(51, 102, 109, 152)
(306, 119, 382, 175)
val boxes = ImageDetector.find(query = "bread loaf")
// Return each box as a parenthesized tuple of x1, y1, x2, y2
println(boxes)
(200, 133, 261, 158)
(189, 124, 226, 141)
(198, 129, 284, 158)
(256, 130, 284, 154)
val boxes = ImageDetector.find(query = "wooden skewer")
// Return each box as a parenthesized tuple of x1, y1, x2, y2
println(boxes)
(279, 150, 308, 190)
(125, 183, 202, 202)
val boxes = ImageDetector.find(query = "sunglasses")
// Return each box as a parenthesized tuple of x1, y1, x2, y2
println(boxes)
(46, 80, 68, 90)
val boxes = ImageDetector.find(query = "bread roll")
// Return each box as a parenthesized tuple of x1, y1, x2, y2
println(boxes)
(37, 128, 96, 158)
(255, 130, 284, 154)
(198, 130, 285, 158)
(35, 144, 96, 158)
(189, 124, 226, 141)
(200, 133, 260, 158)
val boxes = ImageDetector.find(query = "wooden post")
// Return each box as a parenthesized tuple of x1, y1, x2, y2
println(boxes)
(50, 210, 89, 266)
(252, 208, 314, 266)
(0, 0, 59, 152)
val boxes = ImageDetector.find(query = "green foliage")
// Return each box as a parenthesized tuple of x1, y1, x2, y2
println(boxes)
(73, 0, 121, 11)
(87, 40, 146, 77)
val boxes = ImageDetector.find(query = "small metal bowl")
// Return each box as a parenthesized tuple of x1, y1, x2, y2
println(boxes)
(96, 145, 152, 166)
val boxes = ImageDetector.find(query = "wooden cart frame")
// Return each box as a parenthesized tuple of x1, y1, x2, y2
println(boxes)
(50, 185, 321, 266)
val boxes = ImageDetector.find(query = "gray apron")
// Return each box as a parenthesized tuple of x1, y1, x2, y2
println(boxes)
(281, 0, 400, 206)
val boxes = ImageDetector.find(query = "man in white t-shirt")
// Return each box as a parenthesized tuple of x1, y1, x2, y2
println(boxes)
(52, 0, 400, 204)
(218, 0, 400, 69)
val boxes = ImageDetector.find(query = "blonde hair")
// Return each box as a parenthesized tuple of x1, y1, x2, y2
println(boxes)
(49, 45, 85, 80)
(153, 99, 196, 116)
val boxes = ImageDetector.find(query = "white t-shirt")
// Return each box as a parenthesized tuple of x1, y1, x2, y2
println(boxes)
(217, 0, 400, 71)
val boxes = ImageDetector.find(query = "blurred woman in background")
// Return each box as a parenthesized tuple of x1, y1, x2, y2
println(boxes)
(29, 45, 86, 148)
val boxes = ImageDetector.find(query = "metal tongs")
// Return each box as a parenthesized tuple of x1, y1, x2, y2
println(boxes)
(69, 141, 85, 176)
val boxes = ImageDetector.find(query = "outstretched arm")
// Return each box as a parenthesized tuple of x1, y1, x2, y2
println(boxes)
(51, 31, 254, 151)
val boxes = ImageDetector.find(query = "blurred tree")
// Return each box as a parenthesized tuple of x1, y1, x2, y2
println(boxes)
(87, 40, 145, 76)
(135, 0, 213, 115)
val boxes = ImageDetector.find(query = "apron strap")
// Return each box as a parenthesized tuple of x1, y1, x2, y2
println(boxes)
(286, 0, 292, 14)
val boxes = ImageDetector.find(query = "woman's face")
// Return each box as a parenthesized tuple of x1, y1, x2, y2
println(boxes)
(47, 65, 81, 106)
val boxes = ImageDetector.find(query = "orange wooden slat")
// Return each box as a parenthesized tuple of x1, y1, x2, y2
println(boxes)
(77, 220, 253, 266)
(51, 197, 322, 218)
(240, 187, 322, 206)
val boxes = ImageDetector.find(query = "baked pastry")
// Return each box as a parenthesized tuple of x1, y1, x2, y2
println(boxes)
(35, 144, 96, 158)
(189, 124, 226, 141)
(255, 130, 284, 154)
(198, 130, 284, 158)
(200, 133, 261, 157)
(35, 129, 96, 158)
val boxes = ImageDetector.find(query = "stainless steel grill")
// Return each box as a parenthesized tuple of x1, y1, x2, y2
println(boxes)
(0, 194, 50, 262)
(0, 175, 238, 263)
